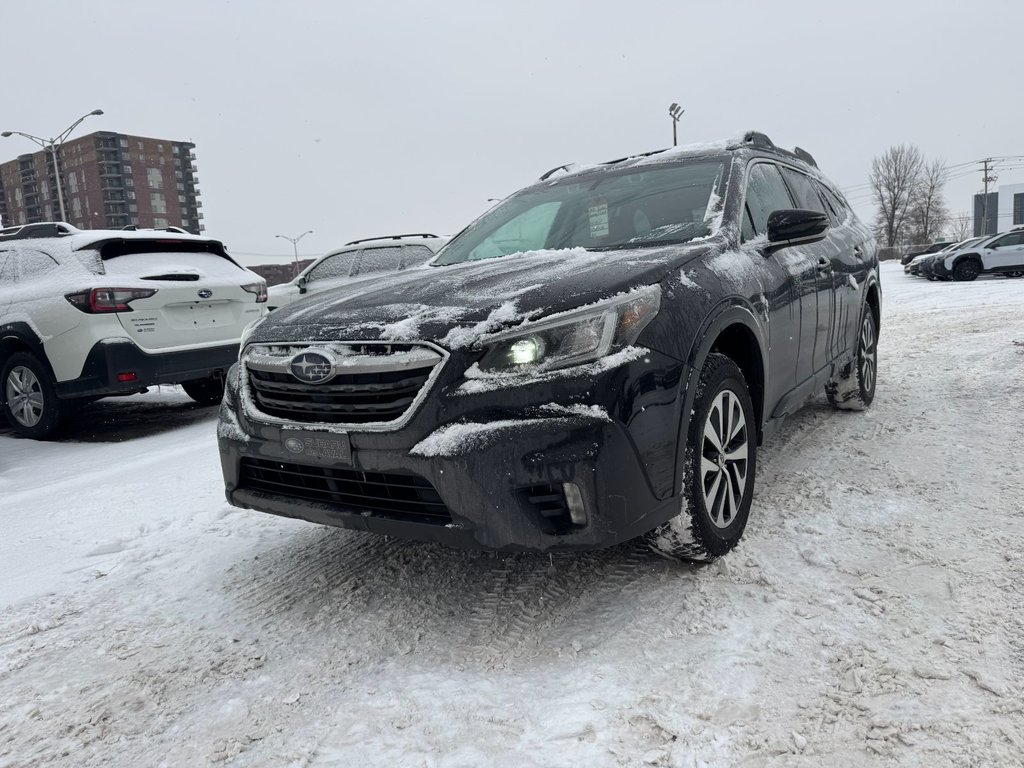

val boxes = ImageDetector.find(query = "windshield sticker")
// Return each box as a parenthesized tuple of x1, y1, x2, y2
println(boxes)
(588, 201, 609, 238)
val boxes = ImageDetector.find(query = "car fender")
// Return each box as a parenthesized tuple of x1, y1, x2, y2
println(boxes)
(950, 251, 982, 270)
(0, 322, 57, 381)
(668, 299, 767, 493)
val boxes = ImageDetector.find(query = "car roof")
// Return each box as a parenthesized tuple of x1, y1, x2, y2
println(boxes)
(535, 130, 821, 185)
(0, 222, 222, 252)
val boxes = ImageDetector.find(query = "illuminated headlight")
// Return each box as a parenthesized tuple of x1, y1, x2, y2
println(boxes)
(476, 286, 661, 373)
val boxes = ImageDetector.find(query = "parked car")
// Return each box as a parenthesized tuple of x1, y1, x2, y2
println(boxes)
(904, 238, 984, 275)
(267, 234, 446, 311)
(218, 131, 880, 561)
(900, 240, 953, 266)
(0, 223, 267, 438)
(931, 227, 1024, 281)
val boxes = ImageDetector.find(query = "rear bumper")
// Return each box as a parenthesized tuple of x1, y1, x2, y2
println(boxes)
(55, 339, 239, 398)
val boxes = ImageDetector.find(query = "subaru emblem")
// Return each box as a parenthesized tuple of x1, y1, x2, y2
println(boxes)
(290, 351, 335, 384)
(198, 288, 213, 299)
(284, 437, 305, 454)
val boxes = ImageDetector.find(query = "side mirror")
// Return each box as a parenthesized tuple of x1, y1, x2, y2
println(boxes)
(766, 209, 829, 252)
(296, 275, 307, 294)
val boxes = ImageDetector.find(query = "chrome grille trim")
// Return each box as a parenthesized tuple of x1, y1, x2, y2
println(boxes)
(239, 340, 448, 432)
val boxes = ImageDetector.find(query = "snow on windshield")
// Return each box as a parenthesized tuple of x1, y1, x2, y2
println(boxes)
(435, 161, 725, 266)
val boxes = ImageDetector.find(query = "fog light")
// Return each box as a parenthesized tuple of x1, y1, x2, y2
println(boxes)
(117, 372, 138, 382)
(562, 482, 587, 525)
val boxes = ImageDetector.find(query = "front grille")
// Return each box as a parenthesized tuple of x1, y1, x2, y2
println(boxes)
(243, 342, 443, 426)
(240, 457, 451, 524)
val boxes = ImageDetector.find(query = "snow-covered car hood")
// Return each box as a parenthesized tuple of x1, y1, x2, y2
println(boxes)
(249, 241, 717, 345)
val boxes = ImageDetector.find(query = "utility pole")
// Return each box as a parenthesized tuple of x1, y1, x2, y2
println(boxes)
(981, 158, 998, 235)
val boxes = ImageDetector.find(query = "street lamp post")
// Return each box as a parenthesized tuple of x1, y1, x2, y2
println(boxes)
(2, 109, 105, 224)
(668, 103, 684, 146)
(275, 230, 314, 278)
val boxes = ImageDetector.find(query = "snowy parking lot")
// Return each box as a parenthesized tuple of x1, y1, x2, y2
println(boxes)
(1, 261, 1022, 767)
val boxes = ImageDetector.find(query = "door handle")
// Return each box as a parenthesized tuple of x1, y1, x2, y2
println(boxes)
(816, 257, 832, 272)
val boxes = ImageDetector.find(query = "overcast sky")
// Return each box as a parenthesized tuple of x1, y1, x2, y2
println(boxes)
(3, 0, 1022, 265)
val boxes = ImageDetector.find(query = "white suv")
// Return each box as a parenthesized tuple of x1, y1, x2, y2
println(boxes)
(0, 223, 267, 439)
(267, 233, 446, 310)
(933, 227, 1024, 281)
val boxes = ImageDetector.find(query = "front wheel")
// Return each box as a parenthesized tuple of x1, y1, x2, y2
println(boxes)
(647, 353, 757, 562)
(2, 352, 70, 439)
(953, 259, 980, 282)
(828, 308, 877, 411)
(181, 376, 225, 406)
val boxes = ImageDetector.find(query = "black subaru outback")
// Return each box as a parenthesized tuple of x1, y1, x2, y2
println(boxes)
(218, 131, 880, 560)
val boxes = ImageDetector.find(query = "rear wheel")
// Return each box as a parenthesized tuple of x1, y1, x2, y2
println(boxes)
(828, 308, 877, 411)
(2, 352, 70, 439)
(647, 354, 757, 562)
(181, 376, 225, 406)
(953, 259, 981, 282)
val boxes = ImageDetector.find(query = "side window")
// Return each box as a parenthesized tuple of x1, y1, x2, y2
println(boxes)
(351, 246, 403, 276)
(307, 251, 357, 283)
(399, 244, 435, 269)
(15, 249, 59, 281)
(992, 233, 1024, 248)
(812, 180, 842, 225)
(0, 251, 14, 285)
(780, 167, 827, 214)
(744, 163, 794, 239)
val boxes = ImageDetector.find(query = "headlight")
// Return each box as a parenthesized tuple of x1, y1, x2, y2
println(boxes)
(239, 316, 265, 353)
(476, 286, 661, 373)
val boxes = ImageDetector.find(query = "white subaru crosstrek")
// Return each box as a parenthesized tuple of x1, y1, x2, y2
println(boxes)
(267, 233, 446, 311)
(0, 222, 267, 439)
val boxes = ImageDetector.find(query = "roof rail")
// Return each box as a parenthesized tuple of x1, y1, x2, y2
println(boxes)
(539, 163, 573, 181)
(741, 131, 776, 149)
(792, 146, 818, 168)
(121, 224, 193, 235)
(0, 222, 78, 241)
(344, 233, 441, 246)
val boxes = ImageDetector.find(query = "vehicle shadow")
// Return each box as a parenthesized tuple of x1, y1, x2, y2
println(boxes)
(0, 388, 218, 443)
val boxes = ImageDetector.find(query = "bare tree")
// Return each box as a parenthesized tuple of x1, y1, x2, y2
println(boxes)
(946, 212, 972, 242)
(906, 159, 949, 243)
(870, 144, 925, 248)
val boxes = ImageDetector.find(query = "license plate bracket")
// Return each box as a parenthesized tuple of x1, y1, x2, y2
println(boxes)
(280, 430, 352, 465)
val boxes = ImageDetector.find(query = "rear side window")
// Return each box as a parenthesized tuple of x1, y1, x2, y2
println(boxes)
(352, 246, 404, 276)
(744, 163, 794, 239)
(15, 249, 59, 280)
(780, 168, 827, 214)
(0, 251, 14, 284)
(307, 251, 356, 282)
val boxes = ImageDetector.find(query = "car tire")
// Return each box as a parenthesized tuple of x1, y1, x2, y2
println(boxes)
(953, 259, 981, 282)
(827, 307, 877, 411)
(181, 376, 225, 406)
(1, 352, 70, 439)
(647, 353, 757, 563)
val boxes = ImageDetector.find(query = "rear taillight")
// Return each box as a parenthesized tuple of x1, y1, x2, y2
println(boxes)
(65, 287, 158, 313)
(241, 281, 268, 303)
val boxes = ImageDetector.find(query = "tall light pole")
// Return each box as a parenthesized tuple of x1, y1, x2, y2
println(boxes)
(668, 103, 684, 146)
(275, 230, 313, 278)
(2, 109, 105, 224)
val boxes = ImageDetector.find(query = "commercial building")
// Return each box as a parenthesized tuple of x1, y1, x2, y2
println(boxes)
(973, 182, 1024, 236)
(0, 131, 203, 233)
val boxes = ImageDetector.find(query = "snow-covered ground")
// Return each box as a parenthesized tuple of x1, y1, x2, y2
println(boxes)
(1, 262, 1023, 767)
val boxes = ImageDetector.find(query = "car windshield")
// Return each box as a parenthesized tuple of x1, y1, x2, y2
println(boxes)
(434, 160, 725, 266)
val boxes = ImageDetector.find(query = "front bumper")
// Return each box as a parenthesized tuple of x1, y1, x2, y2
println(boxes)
(217, 347, 686, 553)
(930, 259, 951, 278)
(55, 339, 239, 398)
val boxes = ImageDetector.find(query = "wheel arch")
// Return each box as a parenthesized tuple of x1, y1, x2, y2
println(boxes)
(0, 324, 54, 380)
